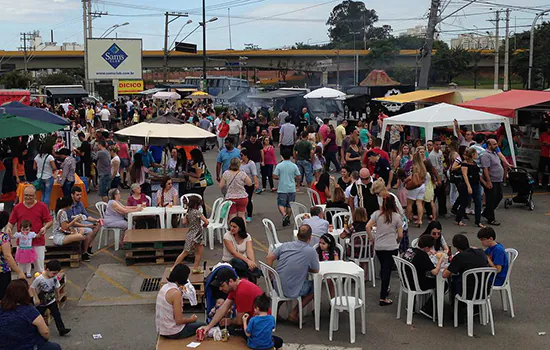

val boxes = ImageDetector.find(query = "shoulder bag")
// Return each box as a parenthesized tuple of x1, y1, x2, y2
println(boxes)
(33, 155, 48, 191)
(404, 171, 423, 190)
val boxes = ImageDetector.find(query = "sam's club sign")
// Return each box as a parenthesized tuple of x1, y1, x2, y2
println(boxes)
(87, 38, 142, 80)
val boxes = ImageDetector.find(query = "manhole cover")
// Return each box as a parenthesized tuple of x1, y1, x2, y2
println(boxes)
(140, 277, 161, 292)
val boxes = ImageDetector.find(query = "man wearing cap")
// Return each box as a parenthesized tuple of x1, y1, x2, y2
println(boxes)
(201, 268, 264, 333)
(367, 150, 393, 187)
(266, 224, 319, 324)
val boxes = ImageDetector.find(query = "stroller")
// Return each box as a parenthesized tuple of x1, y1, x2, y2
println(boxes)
(204, 265, 238, 324)
(504, 167, 535, 211)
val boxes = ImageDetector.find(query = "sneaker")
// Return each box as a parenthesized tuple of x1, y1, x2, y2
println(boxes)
(59, 328, 71, 336)
(246, 217, 252, 223)
(465, 208, 475, 215)
(81, 253, 91, 262)
(255, 189, 262, 194)
(282, 215, 290, 227)
(26, 273, 32, 278)
(87, 247, 93, 255)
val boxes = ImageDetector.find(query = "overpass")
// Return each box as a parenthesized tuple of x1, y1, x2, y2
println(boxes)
(0, 49, 498, 73)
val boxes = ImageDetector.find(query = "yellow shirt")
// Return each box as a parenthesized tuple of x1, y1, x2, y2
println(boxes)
(86, 109, 94, 121)
(335, 124, 346, 147)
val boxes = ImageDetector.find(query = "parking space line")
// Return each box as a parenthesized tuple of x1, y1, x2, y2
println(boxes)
(100, 249, 151, 278)
(94, 243, 115, 254)
(81, 262, 143, 299)
(65, 278, 96, 301)
(252, 238, 269, 253)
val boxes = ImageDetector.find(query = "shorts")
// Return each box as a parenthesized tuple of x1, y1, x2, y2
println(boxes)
(228, 197, 248, 214)
(298, 280, 314, 297)
(52, 233, 65, 246)
(98, 175, 112, 197)
(538, 156, 550, 173)
(120, 158, 130, 169)
(297, 160, 313, 184)
(390, 141, 401, 151)
(407, 184, 426, 200)
(277, 192, 296, 208)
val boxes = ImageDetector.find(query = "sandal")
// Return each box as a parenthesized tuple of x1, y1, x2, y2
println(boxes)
(455, 221, 467, 227)
(192, 269, 204, 274)
(379, 299, 393, 306)
(476, 223, 486, 228)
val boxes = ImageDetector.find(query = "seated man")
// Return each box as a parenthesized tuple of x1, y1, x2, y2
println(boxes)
(266, 224, 319, 324)
(201, 268, 264, 334)
(477, 227, 509, 287)
(301, 206, 329, 246)
(66, 186, 100, 260)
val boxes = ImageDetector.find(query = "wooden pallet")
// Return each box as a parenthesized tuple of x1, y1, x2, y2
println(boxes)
(124, 228, 188, 265)
(159, 267, 209, 304)
(45, 242, 81, 268)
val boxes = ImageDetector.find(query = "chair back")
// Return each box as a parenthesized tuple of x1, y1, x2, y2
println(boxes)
(350, 232, 375, 263)
(332, 212, 349, 231)
(323, 272, 361, 308)
(180, 194, 203, 207)
(290, 201, 308, 220)
(294, 213, 309, 228)
(460, 267, 498, 302)
(217, 201, 233, 226)
(262, 219, 281, 252)
(145, 195, 152, 207)
(501, 248, 518, 288)
(393, 255, 424, 293)
(411, 238, 418, 248)
(325, 207, 349, 222)
(209, 198, 224, 221)
(306, 188, 321, 207)
(259, 261, 285, 298)
(312, 242, 345, 260)
(96, 201, 107, 219)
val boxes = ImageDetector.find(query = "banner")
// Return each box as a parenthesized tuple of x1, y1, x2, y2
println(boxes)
(87, 38, 143, 80)
(118, 80, 144, 94)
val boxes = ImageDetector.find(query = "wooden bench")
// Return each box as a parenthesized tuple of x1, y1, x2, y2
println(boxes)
(156, 334, 249, 350)
(123, 228, 188, 265)
(160, 267, 212, 305)
(45, 241, 81, 268)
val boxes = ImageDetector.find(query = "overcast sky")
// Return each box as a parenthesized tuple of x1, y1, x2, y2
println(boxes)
(0, 0, 547, 50)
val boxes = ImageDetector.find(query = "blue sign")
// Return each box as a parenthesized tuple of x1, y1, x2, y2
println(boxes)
(102, 44, 128, 69)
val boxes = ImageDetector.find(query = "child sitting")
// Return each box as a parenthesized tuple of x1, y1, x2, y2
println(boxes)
(208, 298, 234, 323)
(30, 260, 71, 336)
(316, 233, 339, 261)
(14, 220, 37, 278)
(477, 227, 509, 287)
(242, 294, 283, 350)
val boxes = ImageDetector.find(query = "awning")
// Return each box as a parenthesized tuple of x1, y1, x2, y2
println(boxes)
(46, 87, 88, 97)
(373, 90, 454, 103)
(139, 88, 165, 95)
(459, 90, 550, 117)
(248, 89, 307, 100)
(215, 90, 245, 101)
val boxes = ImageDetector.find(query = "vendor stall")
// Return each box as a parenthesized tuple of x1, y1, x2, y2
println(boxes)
(16, 174, 88, 210)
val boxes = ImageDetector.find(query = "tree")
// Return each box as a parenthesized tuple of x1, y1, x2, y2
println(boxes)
(388, 66, 416, 85)
(326, 1, 387, 46)
(0, 70, 33, 89)
(37, 72, 76, 86)
(430, 46, 470, 84)
(364, 39, 398, 70)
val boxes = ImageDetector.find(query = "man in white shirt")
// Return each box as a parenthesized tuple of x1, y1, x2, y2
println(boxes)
(227, 114, 243, 146)
(60, 99, 71, 115)
(99, 105, 111, 129)
(301, 206, 329, 246)
(429, 138, 447, 218)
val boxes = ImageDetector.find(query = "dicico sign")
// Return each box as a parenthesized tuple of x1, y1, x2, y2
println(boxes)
(118, 80, 144, 94)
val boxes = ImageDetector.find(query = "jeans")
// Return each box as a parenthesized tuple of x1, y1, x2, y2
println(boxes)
(449, 183, 458, 206)
(37, 302, 66, 332)
(324, 150, 341, 172)
(482, 182, 503, 222)
(62, 180, 74, 198)
(111, 176, 121, 189)
(98, 175, 112, 197)
(261, 164, 274, 189)
(217, 136, 226, 149)
(376, 249, 398, 300)
(297, 160, 313, 184)
(455, 183, 471, 223)
(434, 181, 447, 216)
(39, 177, 55, 209)
(244, 185, 254, 217)
(161, 322, 206, 339)
(36, 341, 62, 350)
(229, 257, 262, 284)
(471, 183, 483, 224)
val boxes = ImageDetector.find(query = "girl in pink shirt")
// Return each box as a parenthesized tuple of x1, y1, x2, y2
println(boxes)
(260, 137, 277, 192)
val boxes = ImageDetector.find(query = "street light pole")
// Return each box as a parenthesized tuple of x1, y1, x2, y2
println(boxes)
(163, 12, 189, 83)
(202, 0, 207, 92)
(528, 10, 550, 89)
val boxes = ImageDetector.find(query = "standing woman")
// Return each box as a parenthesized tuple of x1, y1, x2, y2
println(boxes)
(185, 149, 208, 213)
(395, 144, 411, 171)
(240, 149, 259, 223)
(116, 140, 130, 189)
(345, 136, 362, 173)
(109, 145, 121, 189)
(260, 136, 276, 192)
(367, 195, 403, 306)
(33, 144, 57, 210)
(405, 150, 428, 227)
(57, 148, 76, 198)
(219, 158, 252, 220)
(323, 124, 341, 172)
(455, 148, 485, 228)
(175, 149, 189, 198)
(447, 140, 462, 208)
(0, 211, 26, 298)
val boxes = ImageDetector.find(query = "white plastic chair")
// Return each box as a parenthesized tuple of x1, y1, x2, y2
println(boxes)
(393, 256, 436, 325)
(324, 207, 349, 223)
(332, 212, 349, 231)
(350, 232, 376, 287)
(205, 200, 232, 250)
(145, 195, 152, 207)
(208, 198, 224, 223)
(289, 201, 308, 222)
(180, 193, 203, 213)
(306, 187, 321, 207)
(454, 267, 498, 337)
(324, 272, 366, 343)
(493, 248, 518, 318)
(312, 242, 345, 260)
(411, 238, 418, 248)
(95, 201, 123, 251)
(259, 261, 302, 330)
(262, 219, 282, 252)
(294, 213, 309, 229)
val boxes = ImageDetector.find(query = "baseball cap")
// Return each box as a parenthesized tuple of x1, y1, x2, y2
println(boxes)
(210, 268, 238, 288)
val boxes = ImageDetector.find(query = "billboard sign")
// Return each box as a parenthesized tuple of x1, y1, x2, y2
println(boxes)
(87, 38, 142, 80)
(118, 80, 144, 94)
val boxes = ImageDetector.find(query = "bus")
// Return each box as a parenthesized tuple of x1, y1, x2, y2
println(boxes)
(182, 76, 249, 96)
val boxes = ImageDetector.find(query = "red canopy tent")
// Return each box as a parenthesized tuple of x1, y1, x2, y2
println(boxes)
(458, 90, 550, 118)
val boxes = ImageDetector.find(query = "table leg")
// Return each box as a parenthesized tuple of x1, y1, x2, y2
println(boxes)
(314, 274, 321, 331)
(166, 213, 172, 229)
(437, 274, 444, 327)
(127, 214, 133, 230)
(159, 214, 166, 229)
(359, 273, 366, 334)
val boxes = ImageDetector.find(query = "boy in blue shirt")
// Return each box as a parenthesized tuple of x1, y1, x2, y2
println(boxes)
(242, 294, 283, 350)
(477, 227, 509, 286)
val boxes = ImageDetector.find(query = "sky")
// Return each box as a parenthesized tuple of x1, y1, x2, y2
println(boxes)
(0, 0, 549, 51)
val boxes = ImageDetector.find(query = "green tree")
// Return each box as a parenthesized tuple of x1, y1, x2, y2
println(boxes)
(37, 72, 76, 86)
(430, 46, 470, 84)
(0, 70, 33, 89)
(388, 66, 416, 85)
(364, 39, 398, 70)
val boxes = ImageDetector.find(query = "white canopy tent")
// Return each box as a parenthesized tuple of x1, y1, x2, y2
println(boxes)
(152, 91, 180, 100)
(380, 103, 517, 166)
(303, 87, 346, 99)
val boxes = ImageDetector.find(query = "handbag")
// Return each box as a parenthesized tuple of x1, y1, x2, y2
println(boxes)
(405, 172, 423, 190)
(33, 155, 48, 191)
(204, 167, 214, 187)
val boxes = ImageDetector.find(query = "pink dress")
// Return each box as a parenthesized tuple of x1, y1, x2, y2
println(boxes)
(14, 232, 37, 264)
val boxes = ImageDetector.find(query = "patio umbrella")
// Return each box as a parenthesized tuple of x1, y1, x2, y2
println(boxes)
(0, 114, 65, 139)
(304, 87, 346, 119)
(303, 87, 346, 99)
(186, 91, 215, 100)
(115, 121, 216, 146)
(1, 101, 70, 125)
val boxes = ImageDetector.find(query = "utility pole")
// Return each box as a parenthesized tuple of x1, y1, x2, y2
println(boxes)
(336, 49, 340, 89)
(82, 0, 90, 93)
(228, 8, 233, 50)
(504, 8, 510, 91)
(418, 0, 440, 90)
(19, 32, 32, 72)
(163, 11, 189, 83)
(202, 0, 207, 92)
(492, 10, 500, 90)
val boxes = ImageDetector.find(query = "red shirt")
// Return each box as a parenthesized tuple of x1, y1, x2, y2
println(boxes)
(218, 123, 230, 138)
(541, 132, 550, 158)
(228, 279, 264, 316)
(312, 183, 327, 205)
(9, 202, 52, 246)
(319, 124, 329, 142)
(364, 147, 390, 174)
